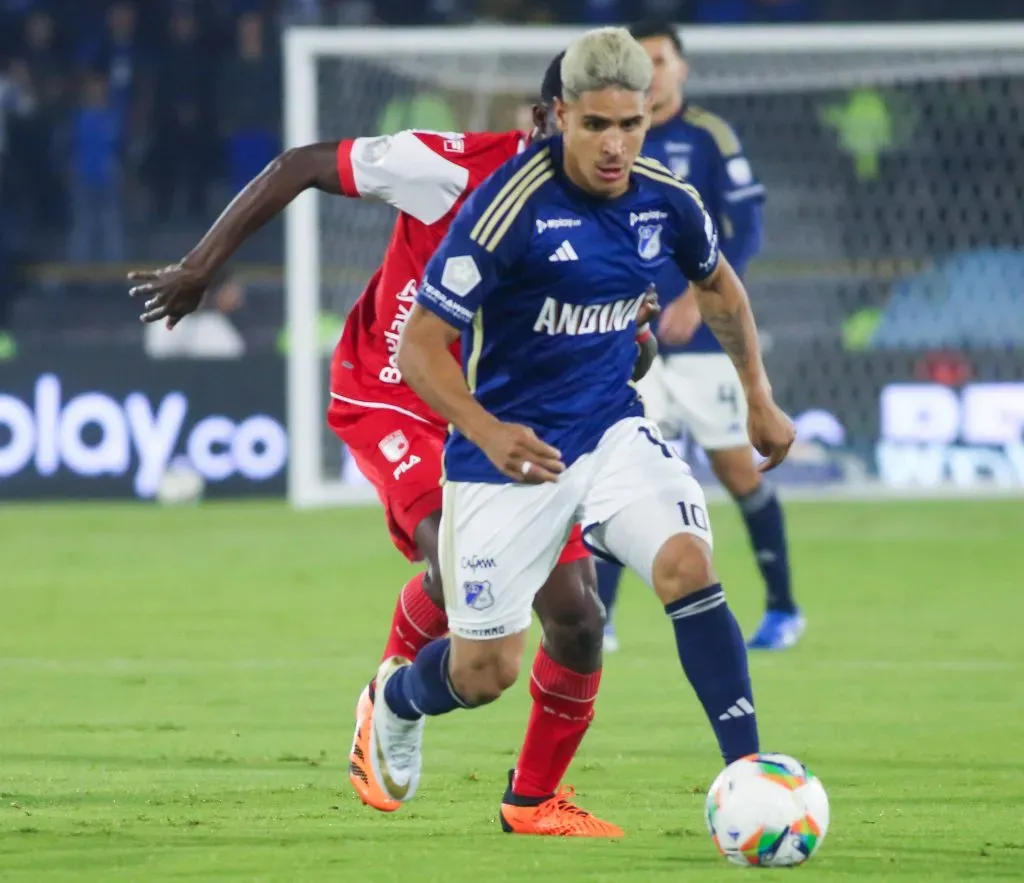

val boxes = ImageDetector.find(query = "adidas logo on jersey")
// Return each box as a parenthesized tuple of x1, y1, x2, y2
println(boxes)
(548, 241, 579, 262)
(533, 292, 646, 337)
(718, 697, 755, 721)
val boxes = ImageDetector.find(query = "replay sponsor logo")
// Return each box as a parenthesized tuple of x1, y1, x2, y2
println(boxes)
(0, 373, 287, 497)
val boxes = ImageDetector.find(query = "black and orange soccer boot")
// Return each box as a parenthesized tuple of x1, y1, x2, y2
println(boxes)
(499, 770, 624, 837)
(348, 682, 400, 812)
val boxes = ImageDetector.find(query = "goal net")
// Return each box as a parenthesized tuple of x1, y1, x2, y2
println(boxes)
(284, 24, 1024, 508)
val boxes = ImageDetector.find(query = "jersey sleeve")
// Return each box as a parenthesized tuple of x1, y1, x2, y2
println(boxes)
(334, 130, 471, 225)
(711, 145, 764, 273)
(416, 151, 538, 331)
(714, 147, 765, 208)
(702, 122, 765, 273)
(688, 110, 766, 208)
(665, 180, 721, 283)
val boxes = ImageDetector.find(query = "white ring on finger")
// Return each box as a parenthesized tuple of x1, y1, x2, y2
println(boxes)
(521, 461, 533, 477)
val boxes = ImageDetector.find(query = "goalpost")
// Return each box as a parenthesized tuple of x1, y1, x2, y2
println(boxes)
(284, 23, 1024, 509)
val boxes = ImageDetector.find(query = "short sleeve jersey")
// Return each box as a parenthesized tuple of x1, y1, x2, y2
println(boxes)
(417, 135, 721, 483)
(330, 129, 525, 425)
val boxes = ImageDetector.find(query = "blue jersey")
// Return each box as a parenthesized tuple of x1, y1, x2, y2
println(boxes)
(417, 135, 720, 484)
(642, 103, 765, 353)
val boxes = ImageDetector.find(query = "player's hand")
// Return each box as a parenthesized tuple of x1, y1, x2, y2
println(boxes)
(656, 288, 702, 345)
(478, 422, 565, 484)
(632, 328, 658, 382)
(747, 390, 796, 473)
(636, 285, 660, 328)
(128, 263, 211, 330)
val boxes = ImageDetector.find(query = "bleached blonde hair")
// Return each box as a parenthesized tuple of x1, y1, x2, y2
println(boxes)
(560, 27, 654, 104)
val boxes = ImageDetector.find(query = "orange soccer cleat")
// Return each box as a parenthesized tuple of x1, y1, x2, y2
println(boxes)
(499, 772, 624, 838)
(348, 683, 400, 812)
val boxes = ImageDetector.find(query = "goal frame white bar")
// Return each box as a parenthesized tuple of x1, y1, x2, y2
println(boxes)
(284, 22, 1024, 509)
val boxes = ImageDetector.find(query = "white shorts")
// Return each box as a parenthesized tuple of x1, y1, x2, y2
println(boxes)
(439, 416, 713, 640)
(636, 352, 749, 451)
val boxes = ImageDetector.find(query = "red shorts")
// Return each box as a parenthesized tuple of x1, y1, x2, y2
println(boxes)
(327, 396, 588, 565)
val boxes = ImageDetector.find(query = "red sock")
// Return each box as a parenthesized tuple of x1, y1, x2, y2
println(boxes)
(380, 572, 448, 662)
(511, 646, 602, 798)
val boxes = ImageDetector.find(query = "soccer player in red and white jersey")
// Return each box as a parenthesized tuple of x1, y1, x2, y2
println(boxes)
(129, 55, 657, 836)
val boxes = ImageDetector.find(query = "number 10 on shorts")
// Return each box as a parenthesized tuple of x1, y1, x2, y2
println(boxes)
(678, 501, 708, 532)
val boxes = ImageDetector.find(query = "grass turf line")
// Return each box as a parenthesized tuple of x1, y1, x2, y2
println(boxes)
(1, 500, 1022, 881)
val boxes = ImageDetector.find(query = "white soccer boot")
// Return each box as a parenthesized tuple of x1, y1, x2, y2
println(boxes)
(370, 656, 425, 803)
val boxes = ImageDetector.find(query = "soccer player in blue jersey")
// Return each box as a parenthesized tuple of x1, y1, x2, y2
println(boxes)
(357, 27, 796, 832)
(595, 20, 804, 654)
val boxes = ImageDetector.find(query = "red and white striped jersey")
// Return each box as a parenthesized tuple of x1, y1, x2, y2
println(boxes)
(330, 129, 525, 427)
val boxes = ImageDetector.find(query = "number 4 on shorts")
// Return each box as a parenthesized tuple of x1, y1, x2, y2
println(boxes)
(718, 384, 739, 414)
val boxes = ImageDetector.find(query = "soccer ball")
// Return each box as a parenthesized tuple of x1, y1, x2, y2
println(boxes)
(155, 457, 206, 505)
(704, 753, 829, 867)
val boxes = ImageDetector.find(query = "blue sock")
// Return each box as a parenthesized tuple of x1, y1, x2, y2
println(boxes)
(666, 584, 758, 765)
(737, 481, 795, 614)
(595, 560, 623, 625)
(383, 638, 469, 721)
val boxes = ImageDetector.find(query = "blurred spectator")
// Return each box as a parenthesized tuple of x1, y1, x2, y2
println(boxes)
(9, 11, 68, 231)
(1, 0, 40, 57)
(23, 7, 60, 69)
(67, 72, 125, 262)
(0, 57, 36, 262)
(79, 2, 142, 120)
(75, 0, 148, 199)
(22, 11, 64, 108)
(147, 9, 213, 220)
(217, 12, 281, 194)
(0, 58, 35, 187)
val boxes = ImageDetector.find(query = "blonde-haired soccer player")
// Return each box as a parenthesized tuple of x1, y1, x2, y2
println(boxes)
(362, 27, 794, 834)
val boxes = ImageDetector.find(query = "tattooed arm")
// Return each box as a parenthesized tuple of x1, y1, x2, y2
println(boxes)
(692, 257, 796, 471)
(691, 257, 769, 397)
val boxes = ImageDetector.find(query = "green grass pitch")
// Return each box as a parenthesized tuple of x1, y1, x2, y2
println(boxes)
(2, 499, 1023, 881)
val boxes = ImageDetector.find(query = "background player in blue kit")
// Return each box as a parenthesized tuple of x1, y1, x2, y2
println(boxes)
(353, 27, 796, 832)
(595, 20, 805, 654)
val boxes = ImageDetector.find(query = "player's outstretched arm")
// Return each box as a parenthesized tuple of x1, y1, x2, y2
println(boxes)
(398, 307, 565, 483)
(692, 259, 796, 471)
(129, 142, 342, 328)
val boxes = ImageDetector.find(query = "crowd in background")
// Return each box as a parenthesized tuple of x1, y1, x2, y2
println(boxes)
(0, 0, 1020, 265)
(1, 1, 288, 261)
(0, 0, 1021, 349)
